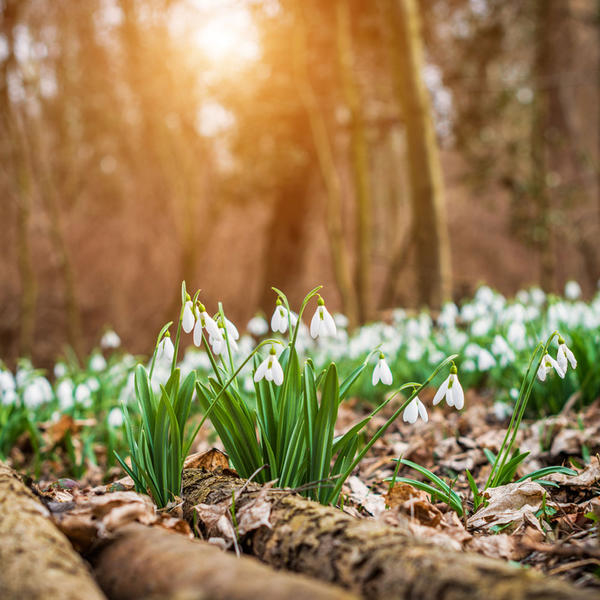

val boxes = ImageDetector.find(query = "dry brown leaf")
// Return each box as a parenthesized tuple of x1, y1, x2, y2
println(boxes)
(40, 415, 97, 450)
(468, 533, 526, 560)
(347, 476, 386, 517)
(384, 483, 428, 508)
(467, 480, 550, 534)
(184, 448, 230, 471)
(547, 456, 600, 487)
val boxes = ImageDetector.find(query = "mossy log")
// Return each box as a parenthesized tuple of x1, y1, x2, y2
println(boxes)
(0, 462, 105, 600)
(182, 468, 597, 600)
(91, 522, 357, 600)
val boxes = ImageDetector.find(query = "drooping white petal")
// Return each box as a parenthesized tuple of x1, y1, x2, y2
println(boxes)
(372, 362, 382, 386)
(254, 358, 269, 382)
(310, 308, 321, 339)
(157, 337, 174, 362)
(182, 301, 195, 333)
(272, 359, 284, 386)
(417, 398, 429, 422)
(403, 398, 418, 424)
(271, 306, 288, 333)
(193, 319, 203, 347)
(556, 345, 568, 373)
(550, 355, 565, 379)
(432, 376, 450, 406)
(379, 359, 393, 385)
(322, 307, 337, 337)
(565, 345, 577, 369)
(451, 375, 465, 410)
(202, 312, 220, 339)
(225, 317, 240, 341)
(537, 362, 548, 381)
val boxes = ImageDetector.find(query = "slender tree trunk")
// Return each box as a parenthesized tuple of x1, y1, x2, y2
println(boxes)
(0, 3, 37, 357)
(0, 462, 105, 600)
(292, 2, 359, 327)
(182, 468, 597, 600)
(531, 1, 557, 292)
(336, 0, 373, 322)
(380, 0, 452, 309)
(258, 174, 313, 314)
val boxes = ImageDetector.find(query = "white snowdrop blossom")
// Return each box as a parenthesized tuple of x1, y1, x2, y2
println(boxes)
(193, 304, 221, 347)
(100, 330, 121, 349)
(54, 362, 67, 378)
(271, 298, 290, 333)
(157, 334, 175, 362)
(247, 315, 269, 336)
(403, 396, 428, 424)
(24, 377, 53, 409)
(90, 353, 107, 372)
(182, 300, 196, 333)
(0, 370, 15, 394)
(224, 317, 240, 341)
(372, 353, 393, 386)
(107, 407, 124, 428)
(565, 281, 582, 301)
(75, 383, 92, 407)
(56, 379, 75, 409)
(432, 366, 464, 410)
(537, 354, 565, 382)
(310, 296, 337, 339)
(556, 337, 577, 373)
(253, 346, 284, 386)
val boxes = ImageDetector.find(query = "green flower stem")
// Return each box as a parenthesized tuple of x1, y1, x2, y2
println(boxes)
(330, 354, 458, 503)
(189, 339, 284, 446)
(149, 321, 173, 380)
(217, 302, 238, 390)
(486, 331, 560, 489)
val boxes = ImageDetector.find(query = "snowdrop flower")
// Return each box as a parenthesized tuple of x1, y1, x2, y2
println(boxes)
(537, 354, 565, 381)
(372, 353, 393, 386)
(24, 377, 53, 409)
(253, 346, 284, 386)
(333, 313, 349, 329)
(182, 299, 196, 333)
(247, 315, 269, 336)
(100, 330, 121, 349)
(556, 336, 577, 373)
(529, 287, 546, 306)
(0, 370, 15, 394)
(433, 365, 464, 410)
(310, 296, 337, 339)
(157, 333, 175, 362)
(56, 379, 75, 410)
(75, 383, 93, 407)
(270, 299, 298, 334)
(193, 303, 221, 347)
(403, 396, 428, 424)
(90, 353, 107, 372)
(477, 348, 496, 371)
(54, 362, 67, 378)
(223, 317, 240, 341)
(565, 281, 582, 301)
(107, 407, 124, 428)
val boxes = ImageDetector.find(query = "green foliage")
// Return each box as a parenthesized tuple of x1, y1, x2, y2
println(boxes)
(116, 364, 195, 508)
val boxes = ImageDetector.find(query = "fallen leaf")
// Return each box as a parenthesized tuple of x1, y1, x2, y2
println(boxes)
(184, 448, 230, 471)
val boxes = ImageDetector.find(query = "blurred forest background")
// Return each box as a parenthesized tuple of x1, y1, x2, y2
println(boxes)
(0, 0, 598, 367)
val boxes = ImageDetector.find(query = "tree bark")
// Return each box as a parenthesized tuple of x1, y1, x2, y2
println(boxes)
(0, 462, 105, 600)
(91, 522, 356, 600)
(182, 468, 597, 600)
(292, 2, 359, 327)
(379, 0, 452, 309)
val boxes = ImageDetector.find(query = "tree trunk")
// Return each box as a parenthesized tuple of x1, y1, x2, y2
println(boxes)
(380, 0, 452, 309)
(182, 468, 597, 600)
(336, 0, 373, 322)
(258, 174, 313, 314)
(90, 522, 356, 600)
(292, 2, 359, 327)
(0, 462, 105, 600)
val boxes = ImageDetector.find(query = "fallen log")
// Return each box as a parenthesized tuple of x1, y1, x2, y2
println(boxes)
(0, 462, 105, 600)
(182, 467, 598, 600)
(91, 522, 357, 600)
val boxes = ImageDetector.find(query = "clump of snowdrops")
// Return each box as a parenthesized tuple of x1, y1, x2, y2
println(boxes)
(392, 330, 578, 516)
(120, 282, 461, 508)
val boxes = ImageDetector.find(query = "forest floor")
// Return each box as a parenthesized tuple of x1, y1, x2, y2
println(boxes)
(10, 393, 600, 595)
